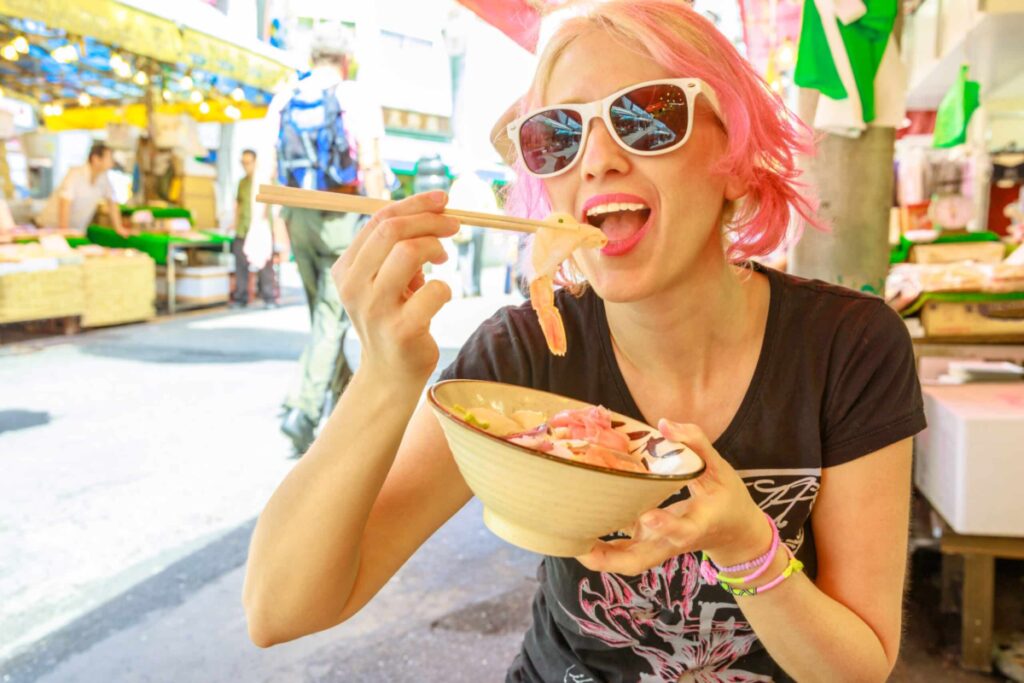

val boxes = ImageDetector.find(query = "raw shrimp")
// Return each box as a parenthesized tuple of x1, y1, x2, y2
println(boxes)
(529, 275, 568, 356)
(457, 403, 646, 474)
(528, 214, 606, 355)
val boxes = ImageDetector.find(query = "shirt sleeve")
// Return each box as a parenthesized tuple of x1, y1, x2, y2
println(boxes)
(255, 90, 290, 190)
(438, 306, 535, 387)
(56, 168, 80, 200)
(821, 300, 926, 466)
(338, 81, 385, 155)
(101, 172, 117, 201)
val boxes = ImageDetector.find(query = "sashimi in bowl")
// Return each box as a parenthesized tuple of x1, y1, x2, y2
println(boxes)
(428, 379, 705, 556)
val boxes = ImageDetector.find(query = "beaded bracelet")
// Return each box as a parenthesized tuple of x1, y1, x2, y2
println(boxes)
(698, 513, 778, 586)
(717, 545, 805, 597)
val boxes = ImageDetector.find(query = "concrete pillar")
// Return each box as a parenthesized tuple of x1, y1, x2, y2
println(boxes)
(789, 125, 895, 296)
(216, 123, 236, 230)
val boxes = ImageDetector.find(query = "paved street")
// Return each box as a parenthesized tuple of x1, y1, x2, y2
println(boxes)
(1, 273, 540, 683)
(0, 271, 1019, 682)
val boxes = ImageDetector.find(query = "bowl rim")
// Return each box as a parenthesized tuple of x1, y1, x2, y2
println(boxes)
(427, 379, 707, 483)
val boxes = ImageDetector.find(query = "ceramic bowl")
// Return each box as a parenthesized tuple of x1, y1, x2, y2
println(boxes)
(428, 379, 706, 557)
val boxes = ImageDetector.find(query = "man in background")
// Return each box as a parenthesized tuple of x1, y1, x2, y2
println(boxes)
(231, 149, 276, 308)
(36, 142, 124, 234)
(257, 22, 388, 455)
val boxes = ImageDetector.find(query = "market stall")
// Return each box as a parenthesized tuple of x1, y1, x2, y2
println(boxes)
(0, 237, 154, 332)
(887, 2, 1024, 676)
(0, 0, 300, 323)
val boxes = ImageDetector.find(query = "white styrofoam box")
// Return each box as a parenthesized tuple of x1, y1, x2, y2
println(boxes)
(915, 384, 1024, 536)
(0, 110, 14, 139)
(156, 266, 229, 301)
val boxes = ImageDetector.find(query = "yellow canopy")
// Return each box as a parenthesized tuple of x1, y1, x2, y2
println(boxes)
(40, 101, 268, 131)
(0, 0, 294, 91)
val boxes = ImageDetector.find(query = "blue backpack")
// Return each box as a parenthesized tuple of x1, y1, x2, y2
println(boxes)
(277, 81, 359, 191)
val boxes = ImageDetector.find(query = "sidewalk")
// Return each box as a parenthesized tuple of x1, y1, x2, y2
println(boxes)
(0, 275, 524, 675)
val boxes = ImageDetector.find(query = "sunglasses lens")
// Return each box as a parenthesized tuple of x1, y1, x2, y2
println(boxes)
(518, 108, 584, 176)
(610, 83, 690, 152)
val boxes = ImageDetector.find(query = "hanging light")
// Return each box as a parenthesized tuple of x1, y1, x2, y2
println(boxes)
(78, 93, 92, 107)
(133, 71, 149, 86)
(230, 87, 244, 102)
(12, 36, 29, 54)
(110, 52, 131, 78)
(189, 90, 203, 104)
(51, 44, 79, 64)
(224, 104, 241, 120)
(198, 101, 210, 115)
(180, 75, 194, 90)
(1, 45, 18, 61)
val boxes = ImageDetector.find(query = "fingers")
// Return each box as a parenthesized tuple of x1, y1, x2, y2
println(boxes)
(404, 270, 427, 299)
(577, 539, 658, 576)
(348, 213, 460, 291)
(335, 191, 451, 279)
(365, 190, 449, 230)
(577, 526, 700, 575)
(402, 280, 452, 333)
(577, 504, 704, 575)
(375, 236, 449, 301)
(657, 419, 722, 477)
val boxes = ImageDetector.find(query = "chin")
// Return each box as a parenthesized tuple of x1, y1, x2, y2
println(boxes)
(579, 268, 655, 304)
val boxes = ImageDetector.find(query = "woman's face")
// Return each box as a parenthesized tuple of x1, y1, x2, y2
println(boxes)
(541, 31, 737, 302)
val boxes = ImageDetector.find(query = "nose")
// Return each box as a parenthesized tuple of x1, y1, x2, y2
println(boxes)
(579, 120, 630, 181)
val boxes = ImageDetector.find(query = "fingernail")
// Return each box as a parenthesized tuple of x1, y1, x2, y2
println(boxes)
(432, 191, 447, 205)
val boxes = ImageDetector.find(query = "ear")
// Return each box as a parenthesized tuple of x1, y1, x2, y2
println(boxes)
(490, 98, 521, 165)
(723, 172, 747, 202)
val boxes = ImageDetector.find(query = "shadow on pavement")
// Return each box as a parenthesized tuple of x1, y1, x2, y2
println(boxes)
(0, 519, 257, 683)
(0, 410, 51, 435)
(77, 327, 308, 365)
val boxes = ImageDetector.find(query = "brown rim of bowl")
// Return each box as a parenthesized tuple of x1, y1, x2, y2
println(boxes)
(427, 379, 707, 482)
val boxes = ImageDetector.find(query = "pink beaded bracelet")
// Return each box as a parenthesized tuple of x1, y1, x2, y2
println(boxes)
(699, 513, 779, 586)
(718, 545, 804, 597)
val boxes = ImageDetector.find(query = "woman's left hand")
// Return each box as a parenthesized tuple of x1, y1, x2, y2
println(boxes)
(576, 419, 770, 576)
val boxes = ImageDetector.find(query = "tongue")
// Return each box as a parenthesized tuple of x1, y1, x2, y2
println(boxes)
(600, 211, 647, 242)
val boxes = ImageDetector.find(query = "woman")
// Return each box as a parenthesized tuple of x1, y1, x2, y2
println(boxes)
(243, 2, 925, 680)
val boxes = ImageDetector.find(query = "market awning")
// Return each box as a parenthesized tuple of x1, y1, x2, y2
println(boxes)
(0, 0, 298, 90)
(0, 0, 301, 125)
(39, 101, 269, 132)
(455, 0, 569, 53)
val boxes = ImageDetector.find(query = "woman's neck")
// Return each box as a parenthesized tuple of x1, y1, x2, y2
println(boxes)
(603, 254, 761, 384)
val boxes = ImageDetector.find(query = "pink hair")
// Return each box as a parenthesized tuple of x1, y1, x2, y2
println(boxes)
(503, 0, 822, 264)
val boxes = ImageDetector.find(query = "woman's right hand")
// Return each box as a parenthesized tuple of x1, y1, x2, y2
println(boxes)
(332, 191, 460, 386)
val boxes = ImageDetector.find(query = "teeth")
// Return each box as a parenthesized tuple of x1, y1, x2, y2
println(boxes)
(586, 202, 648, 217)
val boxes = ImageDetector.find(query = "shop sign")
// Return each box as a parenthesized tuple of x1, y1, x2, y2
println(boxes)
(0, 0, 183, 63)
(384, 107, 452, 138)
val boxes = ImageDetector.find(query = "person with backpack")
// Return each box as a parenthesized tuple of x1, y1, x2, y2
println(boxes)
(258, 22, 388, 455)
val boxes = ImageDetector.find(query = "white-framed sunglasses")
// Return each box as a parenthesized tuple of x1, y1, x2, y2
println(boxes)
(506, 77, 723, 178)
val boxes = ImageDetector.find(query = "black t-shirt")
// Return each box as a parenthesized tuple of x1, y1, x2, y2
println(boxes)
(439, 264, 926, 682)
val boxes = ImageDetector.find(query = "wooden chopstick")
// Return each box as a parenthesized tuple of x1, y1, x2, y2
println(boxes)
(255, 184, 583, 235)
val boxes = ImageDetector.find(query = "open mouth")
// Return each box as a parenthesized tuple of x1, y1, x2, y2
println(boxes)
(584, 200, 653, 256)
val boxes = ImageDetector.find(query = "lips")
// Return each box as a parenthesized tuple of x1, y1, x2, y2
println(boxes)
(600, 214, 652, 256)
(580, 193, 653, 257)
